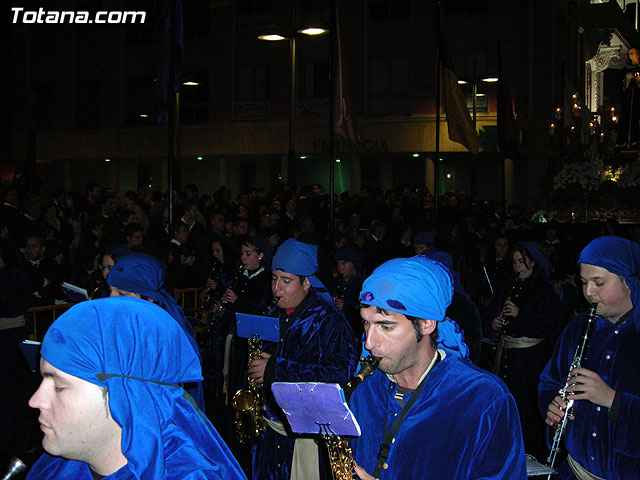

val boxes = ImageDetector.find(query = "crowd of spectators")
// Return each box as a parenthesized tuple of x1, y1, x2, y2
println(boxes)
(3, 173, 640, 471)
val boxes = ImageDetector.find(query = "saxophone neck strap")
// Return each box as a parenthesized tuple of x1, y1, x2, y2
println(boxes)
(373, 351, 441, 478)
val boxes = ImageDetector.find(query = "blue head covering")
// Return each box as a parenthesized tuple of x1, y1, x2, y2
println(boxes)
(106, 252, 204, 409)
(359, 255, 470, 359)
(421, 247, 467, 297)
(335, 244, 365, 270)
(578, 236, 640, 331)
(413, 231, 435, 247)
(107, 253, 193, 335)
(271, 238, 332, 303)
(516, 241, 551, 279)
(40, 297, 245, 479)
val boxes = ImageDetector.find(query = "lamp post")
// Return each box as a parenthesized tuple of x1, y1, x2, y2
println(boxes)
(456, 75, 497, 197)
(258, 5, 328, 187)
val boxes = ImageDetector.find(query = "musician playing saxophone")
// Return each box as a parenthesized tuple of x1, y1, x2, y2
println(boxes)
(248, 238, 358, 480)
(350, 255, 526, 479)
(207, 237, 272, 475)
(538, 236, 640, 480)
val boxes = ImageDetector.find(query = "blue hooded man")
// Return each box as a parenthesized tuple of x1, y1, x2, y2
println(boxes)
(248, 238, 358, 480)
(350, 255, 526, 479)
(539, 236, 640, 479)
(26, 297, 246, 479)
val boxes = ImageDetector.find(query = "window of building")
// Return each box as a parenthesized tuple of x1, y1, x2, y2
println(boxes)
(237, 65, 270, 100)
(301, 59, 329, 98)
(124, 75, 155, 126)
(75, 80, 101, 129)
(34, 85, 54, 131)
(443, 0, 488, 15)
(238, 0, 271, 14)
(367, 0, 410, 116)
(184, 2, 210, 40)
(181, 72, 210, 124)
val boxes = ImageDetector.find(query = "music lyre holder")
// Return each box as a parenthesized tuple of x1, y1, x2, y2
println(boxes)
(235, 313, 280, 342)
(271, 382, 361, 437)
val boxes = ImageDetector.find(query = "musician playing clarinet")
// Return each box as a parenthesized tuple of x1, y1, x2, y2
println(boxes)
(538, 236, 640, 479)
(350, 255, 526, 479)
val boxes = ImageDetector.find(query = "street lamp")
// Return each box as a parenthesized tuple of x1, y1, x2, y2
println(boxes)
(258, 11, 328, 186)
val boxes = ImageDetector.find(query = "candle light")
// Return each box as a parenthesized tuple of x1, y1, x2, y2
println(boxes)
(554, 107, 562, 120)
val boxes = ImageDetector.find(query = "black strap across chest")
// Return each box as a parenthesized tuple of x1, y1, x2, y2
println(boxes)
(372, 352, 441, 478)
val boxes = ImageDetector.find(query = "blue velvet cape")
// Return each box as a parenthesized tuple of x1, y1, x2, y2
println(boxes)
(538, 309, 640, 479)
(349, 354, 527, 479)
(252, 289, 358, 480)
(26, 297, 246, 480)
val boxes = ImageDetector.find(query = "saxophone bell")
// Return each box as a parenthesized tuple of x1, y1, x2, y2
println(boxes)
(232, 334, 267, 443)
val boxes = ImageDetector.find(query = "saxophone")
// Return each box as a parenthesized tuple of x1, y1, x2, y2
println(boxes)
(324, 356, 381, 480)
(545, 304, 598, 478)
(231, 296, 279, 443)
(231, 334, 267, 443)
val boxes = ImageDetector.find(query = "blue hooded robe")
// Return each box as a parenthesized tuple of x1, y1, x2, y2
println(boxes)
(252, 239, 358, 480)
(26, 297, 246, 480)
(538, 236, 640, 479)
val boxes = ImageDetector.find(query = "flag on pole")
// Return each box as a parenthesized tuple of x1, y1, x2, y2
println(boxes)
(438, 28, 480, 155)
(497, 40, 519, 160)
(332, 1, 358, 145)
(155, 0, 184, 125)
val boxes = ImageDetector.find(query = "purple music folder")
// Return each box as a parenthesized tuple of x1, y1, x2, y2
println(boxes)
(235, 313, 280, 342)
(271, 382, 361, 437)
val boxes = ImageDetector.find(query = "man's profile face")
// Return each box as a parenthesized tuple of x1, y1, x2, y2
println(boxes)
(580, 263, 633, 323)
(272, 270, 309, 309)
(360, 306, 433, 378)
(29, 359, 122, 465)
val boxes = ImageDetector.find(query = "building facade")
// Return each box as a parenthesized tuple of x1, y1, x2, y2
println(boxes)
(8, 0, 639, 208)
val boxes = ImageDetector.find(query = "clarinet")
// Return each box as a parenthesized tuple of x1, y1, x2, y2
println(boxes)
(545, 303, 598, 477)
(490, 279, 522, 374)
(199, 265, 246, 348)
(494, 278, 522, 346)
(1, 458, 26, 480)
